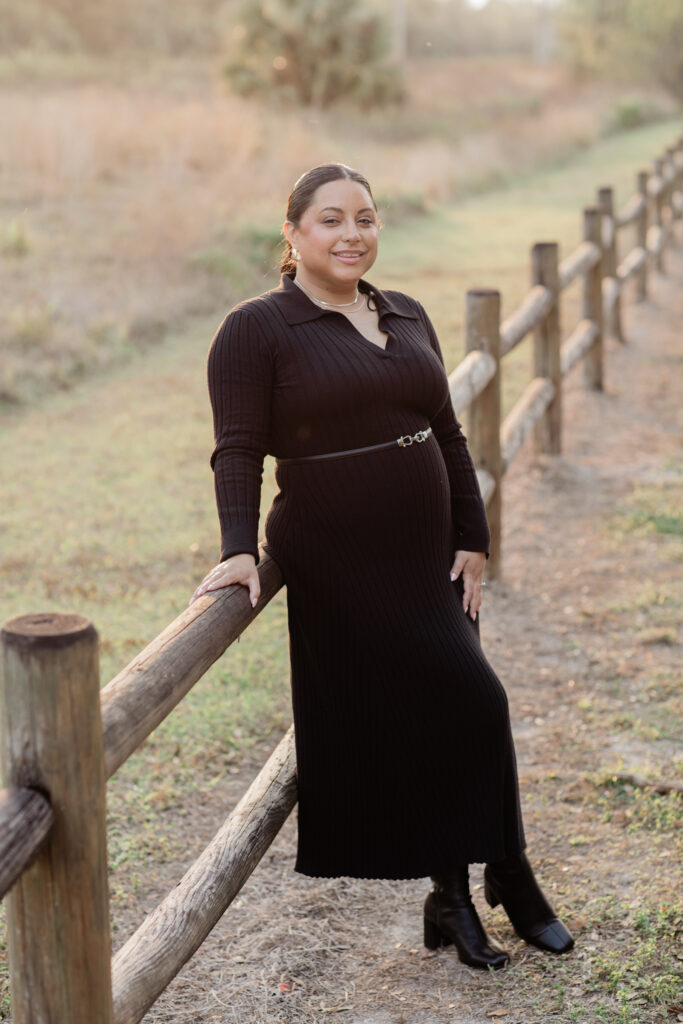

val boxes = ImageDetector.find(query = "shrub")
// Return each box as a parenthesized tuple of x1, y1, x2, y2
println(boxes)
(224, 0, 404, 109)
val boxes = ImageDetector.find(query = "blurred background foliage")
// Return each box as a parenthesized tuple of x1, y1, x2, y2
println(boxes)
(0, 0, 681, 407)
(223, 0, 403, 107)
(0, 0, 680, 104)
(561, 0, 683, 102)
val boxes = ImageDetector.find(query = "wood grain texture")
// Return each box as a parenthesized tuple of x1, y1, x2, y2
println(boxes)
(1, 613, 113, 1024)
(100, 550, 284, 779)
(616, 246, 647, 284)
(561, 320, 600, 377)
(635, 171, 650, 301)
(557, 241, 601, 292)
(582, 208, 604, 391)
(602, 275, 621, 320)
(111, 727, 297, 1024)
(597, 189, 624, 344)
(448, 349, 497, 417)
(532, 242, 562, 454)
(500, 377, 555, 472)
(500, 284, 554, 355)
(651, 158, 665, 273)
(0, 787, 54, 899)
(465, 288, 502, 578)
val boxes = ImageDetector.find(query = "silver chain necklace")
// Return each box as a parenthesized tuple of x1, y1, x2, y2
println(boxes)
(295, 278, 366, 312)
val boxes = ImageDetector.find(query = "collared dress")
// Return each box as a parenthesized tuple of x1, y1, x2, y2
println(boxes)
(208, 272, 525, 879)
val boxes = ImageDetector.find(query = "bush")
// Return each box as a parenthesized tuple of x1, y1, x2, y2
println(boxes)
(224, 0, 404, 108)
(560, 0, 683, 103)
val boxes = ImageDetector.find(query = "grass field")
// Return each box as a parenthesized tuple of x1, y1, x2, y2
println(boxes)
(1, 53, 677, 407)
(1, 116, 682, 1021)
(2, 117, 682, 775)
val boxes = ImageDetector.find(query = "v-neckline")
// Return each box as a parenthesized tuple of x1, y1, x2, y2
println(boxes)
(335, 311, 396, 358)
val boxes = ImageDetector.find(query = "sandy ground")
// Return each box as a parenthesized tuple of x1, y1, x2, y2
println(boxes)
(108, 241, 682, 1024)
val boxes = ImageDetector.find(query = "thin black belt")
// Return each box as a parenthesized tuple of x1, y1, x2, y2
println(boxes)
(276, 427, 433, 466)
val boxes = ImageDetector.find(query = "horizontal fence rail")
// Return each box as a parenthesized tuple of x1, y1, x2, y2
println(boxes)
(111, 728, 297, 1024)
(100, 555, 284, 780)
(1, 133, 682, 1024)
(0, 787, 54, 899)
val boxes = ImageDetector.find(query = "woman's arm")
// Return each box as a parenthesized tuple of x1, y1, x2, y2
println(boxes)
(208, 306, 274, 564)
(418, 304, 491, 558)
(191, 307, 273, 606)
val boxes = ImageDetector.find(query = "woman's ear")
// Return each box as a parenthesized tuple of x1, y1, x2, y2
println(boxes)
(283, 220, 296, 247)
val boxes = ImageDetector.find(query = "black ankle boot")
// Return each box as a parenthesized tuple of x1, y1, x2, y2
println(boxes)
(424, 866, 509, 970)
(484, 851, 574, 954)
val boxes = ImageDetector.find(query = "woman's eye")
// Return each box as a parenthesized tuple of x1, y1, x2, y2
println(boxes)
(323, 218, 339, 225)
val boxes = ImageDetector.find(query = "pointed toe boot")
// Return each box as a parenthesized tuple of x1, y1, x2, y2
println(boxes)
(484, 852, 574, 955)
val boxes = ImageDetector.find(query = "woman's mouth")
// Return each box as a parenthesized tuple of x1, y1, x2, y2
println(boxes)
(332, 251, 366, 264)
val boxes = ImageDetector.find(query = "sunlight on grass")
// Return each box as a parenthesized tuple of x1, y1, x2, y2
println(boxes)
(2, 120, 682, 775)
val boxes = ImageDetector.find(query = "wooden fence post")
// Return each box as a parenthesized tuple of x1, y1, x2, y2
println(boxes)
(0, 613, 113, 1024)
(465, 288, 502, 579)
(583, 207, 604, 391)
(652, 156, 665, 273)
(597, 187, 624, 343)
(531, 242, 562, 453)
(635, 170, 649, 302)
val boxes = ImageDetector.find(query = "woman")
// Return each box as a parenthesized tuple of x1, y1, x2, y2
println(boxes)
(192, 163, 573, 970)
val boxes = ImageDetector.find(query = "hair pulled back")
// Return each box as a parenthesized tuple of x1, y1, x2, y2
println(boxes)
(281, 163, 378, 274)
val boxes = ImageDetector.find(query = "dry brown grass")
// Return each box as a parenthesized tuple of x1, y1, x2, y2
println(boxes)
(0, 56, 677, 404)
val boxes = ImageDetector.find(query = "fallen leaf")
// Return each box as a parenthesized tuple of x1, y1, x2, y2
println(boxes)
(487, 1011, 511, 1019)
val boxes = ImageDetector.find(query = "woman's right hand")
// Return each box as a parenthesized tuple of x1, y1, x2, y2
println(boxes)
(189, 553, 260, 607)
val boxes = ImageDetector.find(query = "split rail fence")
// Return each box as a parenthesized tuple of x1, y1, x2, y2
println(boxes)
(1, 134, 682, 1024)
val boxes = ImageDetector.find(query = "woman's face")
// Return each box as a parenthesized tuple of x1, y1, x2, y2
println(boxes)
(284, 178, 379, 293)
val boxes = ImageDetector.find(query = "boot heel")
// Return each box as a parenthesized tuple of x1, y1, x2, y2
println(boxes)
(484, 877, 500, 909)
(424, 915, 451, 950)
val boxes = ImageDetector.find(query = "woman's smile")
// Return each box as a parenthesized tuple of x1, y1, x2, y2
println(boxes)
(331, 249, 366, 264)
(283, 178, 379, 302)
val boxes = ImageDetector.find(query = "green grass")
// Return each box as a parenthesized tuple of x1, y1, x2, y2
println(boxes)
(2, 110, 682, 1024)
(615, 487, 683, 539)
(589, 902, 682, 1019)
(373, 116, 683, 415)
(595, 773, 683, 834)
(2, 118, 682, 778)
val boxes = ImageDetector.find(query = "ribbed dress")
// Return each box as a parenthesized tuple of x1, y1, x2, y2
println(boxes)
(208, 271, 526, 879)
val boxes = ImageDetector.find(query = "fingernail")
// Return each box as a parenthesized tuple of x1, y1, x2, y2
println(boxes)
(450, 572, 456, 581)
(251, 598, 257, 607)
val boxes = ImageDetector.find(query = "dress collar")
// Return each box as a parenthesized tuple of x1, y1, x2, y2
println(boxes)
(269, 271, 420, 326)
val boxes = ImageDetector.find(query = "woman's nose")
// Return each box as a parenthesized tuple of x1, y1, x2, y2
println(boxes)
(342, 221, 361, 241)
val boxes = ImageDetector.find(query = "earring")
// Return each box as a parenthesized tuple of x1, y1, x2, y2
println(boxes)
(292, 247, 301, 262)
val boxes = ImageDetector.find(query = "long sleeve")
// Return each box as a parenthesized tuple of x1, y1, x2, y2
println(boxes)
(418, 305, 491, 557)
(208, 307, 274, 564)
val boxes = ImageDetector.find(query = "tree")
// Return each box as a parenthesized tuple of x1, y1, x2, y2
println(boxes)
(560, 0, 683, 102)
(224, 0, 404, 108)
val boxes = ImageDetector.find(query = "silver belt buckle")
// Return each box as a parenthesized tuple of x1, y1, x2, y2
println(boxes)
(397, 428, 430, 448)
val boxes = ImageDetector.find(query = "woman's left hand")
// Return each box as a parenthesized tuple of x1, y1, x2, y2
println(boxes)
(450, 549, 487, 620)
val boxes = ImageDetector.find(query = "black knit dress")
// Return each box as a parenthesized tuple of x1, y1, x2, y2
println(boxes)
(208, 272, 526, 879)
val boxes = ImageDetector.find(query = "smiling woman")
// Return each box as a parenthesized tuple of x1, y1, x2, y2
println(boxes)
(279, 173, 392, 350)
(190, 162, 574, 971)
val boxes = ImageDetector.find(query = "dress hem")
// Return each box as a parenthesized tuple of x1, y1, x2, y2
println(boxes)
(294, 840, 527, 881)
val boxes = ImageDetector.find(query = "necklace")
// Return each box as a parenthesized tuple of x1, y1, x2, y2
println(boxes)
(295, 278, 365, 311)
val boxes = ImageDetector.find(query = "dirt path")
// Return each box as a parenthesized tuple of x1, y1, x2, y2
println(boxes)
(112, 243, 682, 1024)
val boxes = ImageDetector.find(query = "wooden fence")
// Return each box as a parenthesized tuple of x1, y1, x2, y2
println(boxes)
(1, 134, 682, 1024)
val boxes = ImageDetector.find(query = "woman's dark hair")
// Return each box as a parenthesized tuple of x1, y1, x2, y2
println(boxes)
(281, 163, 378, 274)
